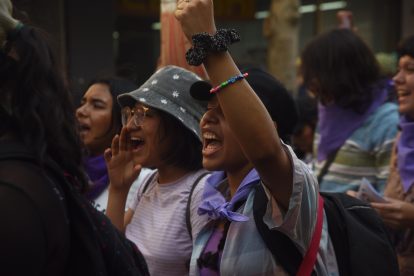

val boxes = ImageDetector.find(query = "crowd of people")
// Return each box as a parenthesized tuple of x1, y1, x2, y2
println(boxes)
(0, 0, 413, 275)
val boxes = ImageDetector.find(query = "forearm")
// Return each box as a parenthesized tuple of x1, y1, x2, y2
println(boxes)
(204, 52, 282, 162)
(106, 185, 129, 233)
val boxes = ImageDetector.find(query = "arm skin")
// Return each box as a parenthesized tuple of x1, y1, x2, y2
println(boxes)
(175, 0, 293, 209)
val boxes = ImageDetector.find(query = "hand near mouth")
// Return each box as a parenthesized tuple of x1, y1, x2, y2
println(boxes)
(104, 126, 142, 193)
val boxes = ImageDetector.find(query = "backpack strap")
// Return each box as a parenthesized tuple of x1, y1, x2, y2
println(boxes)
(140, 171, 158, 195)
(186, 172, 210, 240)
(297, 194, 324, 276)
(317, 149, 339, 183)
(319, 192, 351, 276)
(254, 184, 323, 276)
(254, 184, 302, 275)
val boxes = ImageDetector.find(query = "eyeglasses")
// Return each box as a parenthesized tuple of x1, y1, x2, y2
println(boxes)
(121, 105, 150, 127)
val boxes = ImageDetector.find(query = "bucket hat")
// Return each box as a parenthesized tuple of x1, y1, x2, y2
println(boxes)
(118, 65, 206, 141)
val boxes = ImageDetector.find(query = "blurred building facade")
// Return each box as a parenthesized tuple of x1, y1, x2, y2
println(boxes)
(13, 0, 414, 98)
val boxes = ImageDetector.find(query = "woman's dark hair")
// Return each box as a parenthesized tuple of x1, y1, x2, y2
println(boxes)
(157, 110, 203, 171)
(301, 29, 381, 113)
(85, 77, 138, 136)
(0, 26, 87, 191)
(397, 35, 414, 59)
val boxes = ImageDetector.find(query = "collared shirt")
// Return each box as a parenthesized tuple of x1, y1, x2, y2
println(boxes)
(190, 144, 339, 276)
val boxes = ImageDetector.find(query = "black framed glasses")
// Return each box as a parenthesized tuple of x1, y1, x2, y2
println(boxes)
(121, 105, 150, 127)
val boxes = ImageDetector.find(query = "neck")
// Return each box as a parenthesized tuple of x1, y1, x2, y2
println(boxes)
(157, 164, 192, 184)
(226, 163, 255, 197)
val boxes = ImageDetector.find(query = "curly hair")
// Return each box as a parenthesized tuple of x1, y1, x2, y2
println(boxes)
(301, 29, 381, 113)
(0, 26, 87, 191)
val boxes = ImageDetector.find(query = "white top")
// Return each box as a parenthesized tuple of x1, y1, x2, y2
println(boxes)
(126, 169, 210, 276)
(92, 168, 154, 212)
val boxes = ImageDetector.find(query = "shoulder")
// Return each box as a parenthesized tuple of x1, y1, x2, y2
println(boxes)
(370, 102, 399, 124)
(354, 103, 399, 145)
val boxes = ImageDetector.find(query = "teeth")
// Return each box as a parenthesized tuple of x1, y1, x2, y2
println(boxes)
(131, 137, 144, 142)
(203, 132, 217, 140)
(398, 90, 411, 96)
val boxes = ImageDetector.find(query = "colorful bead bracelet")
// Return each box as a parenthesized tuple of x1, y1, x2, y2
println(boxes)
(209, 72, 249, 94)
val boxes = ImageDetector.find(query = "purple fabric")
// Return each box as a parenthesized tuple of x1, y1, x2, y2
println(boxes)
(84, 155, 109, 200)
(317, 87, 388, 162)
(198, 169, 259, 222)
(199, 228, 223, 276)
(397, 115, 414, 193)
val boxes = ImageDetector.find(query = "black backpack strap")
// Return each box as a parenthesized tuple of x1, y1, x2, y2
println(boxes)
(253, 184, 304, 276)
(319, 192, 351, 276)
(317, 149, 339, 183)
(186, 172, 210, 240)
(140, 171, 158, 195)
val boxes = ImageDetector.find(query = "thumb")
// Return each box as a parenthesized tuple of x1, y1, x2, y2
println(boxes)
(132, 164, 142, 179)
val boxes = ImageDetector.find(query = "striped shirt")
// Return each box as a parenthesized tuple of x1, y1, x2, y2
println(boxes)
(126, 170, 210, 276)
(190, 145, 339, 276)
(314, 102, 399, 193)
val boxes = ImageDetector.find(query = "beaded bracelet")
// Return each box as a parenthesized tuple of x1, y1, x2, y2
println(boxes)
(210, 73, 249, 94)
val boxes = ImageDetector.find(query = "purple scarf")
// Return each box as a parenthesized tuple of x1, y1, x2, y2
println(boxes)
(84, 155, 109, 200)
(397, 115, 414, 193)
(317, 87, 388, 162)
(198, 169, 260, 222)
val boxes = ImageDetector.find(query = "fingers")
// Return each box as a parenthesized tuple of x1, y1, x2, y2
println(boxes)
(370, 202, 395, 211)
(111, 134, 120, 156)
(132, 164, 143, 179)
(346, 190, 358, 198)
(104, 148, 112, 163)
(119, 126, 130, 152)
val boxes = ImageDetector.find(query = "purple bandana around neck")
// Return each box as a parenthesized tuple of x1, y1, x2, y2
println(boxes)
(397, 115, 414, 193)
(317, 87, 388, 162)
(84, 155, 109, 200)
(197, 169, 260, 222)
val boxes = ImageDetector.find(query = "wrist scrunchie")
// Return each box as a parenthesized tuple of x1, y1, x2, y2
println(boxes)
(185, 28, 240, 66)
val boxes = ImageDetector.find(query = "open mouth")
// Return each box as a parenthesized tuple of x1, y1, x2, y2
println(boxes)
(398, 90, 412, 98)
(130, 137, 145, 151)
(78, 124, 90, 135)
(202, 131, 222, 155)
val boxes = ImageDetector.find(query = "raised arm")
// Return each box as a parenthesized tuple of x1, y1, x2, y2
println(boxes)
(175, 0, 293, 208)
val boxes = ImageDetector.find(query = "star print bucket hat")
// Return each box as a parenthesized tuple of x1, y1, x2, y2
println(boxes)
(117, 65, 206, 141)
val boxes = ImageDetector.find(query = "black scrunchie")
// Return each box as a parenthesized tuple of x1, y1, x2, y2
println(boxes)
(186, 28, 240, 66)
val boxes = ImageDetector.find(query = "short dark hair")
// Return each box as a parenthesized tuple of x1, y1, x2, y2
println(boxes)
(157, 110, 203, 171)
(397, 35, 414, 59)
(301, 29, 381, 113)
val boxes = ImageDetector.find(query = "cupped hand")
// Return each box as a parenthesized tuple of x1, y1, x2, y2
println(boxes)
(175, 0, 217, 42)
(0, 0, 19, 44)
(104, 126, 141, 193)
(371, 197, 414, 230)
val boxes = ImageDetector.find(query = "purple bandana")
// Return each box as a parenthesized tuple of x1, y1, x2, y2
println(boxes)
(397, 115, 414, 193)
(84, 155, 109, 200)
(198, 169, 260, 222)
(317, 87, 388, 162)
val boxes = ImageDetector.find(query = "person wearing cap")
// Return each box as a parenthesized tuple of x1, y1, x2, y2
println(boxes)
(175, 0, 338, 275)
(105, 65, 211, 276)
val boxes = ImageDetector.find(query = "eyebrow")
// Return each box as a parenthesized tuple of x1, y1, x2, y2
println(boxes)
(81, 97, 109, 105)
